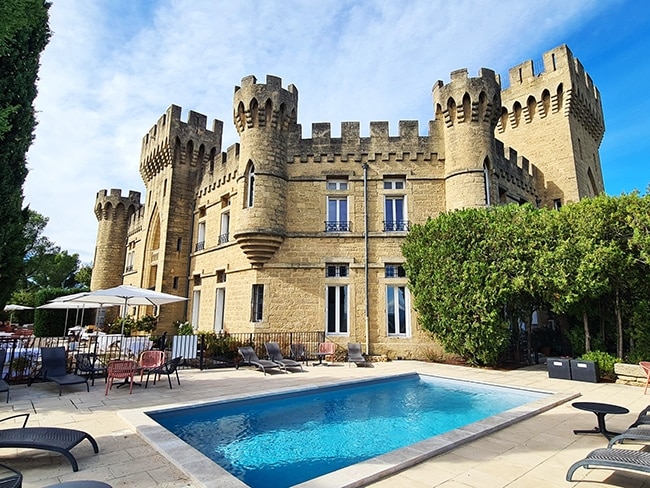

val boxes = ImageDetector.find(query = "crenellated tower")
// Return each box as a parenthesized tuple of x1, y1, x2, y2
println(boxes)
(497, 44, 605, 205)
(91, 189, 142, 291)
(137, 105, 223, 308)
(232, 75, 298, 267)
(433, 68, 502, 210)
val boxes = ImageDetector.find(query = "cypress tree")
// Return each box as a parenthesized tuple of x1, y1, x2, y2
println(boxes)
(0, 1, 50, 306)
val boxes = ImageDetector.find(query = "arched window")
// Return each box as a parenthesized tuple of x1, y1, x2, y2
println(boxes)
(250, 98, 258, 128)
(541, 89, 551, 116)
(245, 162, 255, 208)
(462, 93, 471, 122)
(527, 96, 536, 121)
(483, 158, 491, 206)
(513, 102, 522, 127)
(237, 101, 246, 129)
(478, 92, 487, 122)
(265, 99, 273, 127)
(447, 97, 456, 124)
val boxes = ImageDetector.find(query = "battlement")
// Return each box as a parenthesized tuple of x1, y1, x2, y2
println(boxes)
(140, 105, 224, 182)
(506, 44, 600, 101)
(235, 74, 298, 95)
(493, 140, 538, 198)
(94, 188, 142, 221)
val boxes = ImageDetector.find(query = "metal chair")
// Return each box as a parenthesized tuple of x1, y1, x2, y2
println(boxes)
(105, 360, 137, 395)
(74, 353, 107, 386)
(138, 350, 164, 381)
(145, 356, 182, 389)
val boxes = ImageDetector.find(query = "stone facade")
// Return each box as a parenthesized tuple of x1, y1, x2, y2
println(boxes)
(91, 44, 605, 359)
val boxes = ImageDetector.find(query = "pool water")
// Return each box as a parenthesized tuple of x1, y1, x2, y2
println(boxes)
(148, 373, 547, 488)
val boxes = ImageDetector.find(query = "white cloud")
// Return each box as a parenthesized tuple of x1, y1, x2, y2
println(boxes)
(25, 0, 607, 262)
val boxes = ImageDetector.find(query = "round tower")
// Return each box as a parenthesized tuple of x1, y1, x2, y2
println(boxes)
(91, 189, 141, 291)
(232, 75, 298, 266)
(433, 68, 501, 210)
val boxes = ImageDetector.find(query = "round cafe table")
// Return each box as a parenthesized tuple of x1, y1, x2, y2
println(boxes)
(572, 401, 629, 439)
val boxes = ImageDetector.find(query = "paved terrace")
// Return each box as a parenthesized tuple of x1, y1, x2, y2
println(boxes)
(1, 360, 649, 487)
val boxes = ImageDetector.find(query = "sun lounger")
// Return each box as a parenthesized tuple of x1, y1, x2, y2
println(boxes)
(566, 447, 650, 481)
(265, 342, 303, 371)
(237, 346, 285, 375)
(608, 427, 650, 447)
(0, 413, 99, 472)
(347, 342, 367, 367)
(40, 347, 89, 396)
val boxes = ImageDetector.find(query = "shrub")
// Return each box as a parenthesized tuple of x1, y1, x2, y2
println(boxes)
(580, 350, 621, 380)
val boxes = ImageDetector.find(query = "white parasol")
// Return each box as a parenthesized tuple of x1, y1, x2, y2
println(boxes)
(59, 285, 187, 335)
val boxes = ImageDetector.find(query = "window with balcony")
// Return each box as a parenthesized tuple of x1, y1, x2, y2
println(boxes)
(196, 221, 206, 251)
(383, 178, 408, 231)
(219, 211, 230, 245)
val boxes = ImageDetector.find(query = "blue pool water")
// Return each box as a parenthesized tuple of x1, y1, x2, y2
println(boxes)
(148, 373, 547, 487)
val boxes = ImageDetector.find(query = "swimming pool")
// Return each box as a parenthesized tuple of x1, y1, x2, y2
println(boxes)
(145, 373, 551, 488)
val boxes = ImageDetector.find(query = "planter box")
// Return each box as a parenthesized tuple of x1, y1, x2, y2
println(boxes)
(570, 359, 599, 383)
(547, 357, 571, 380)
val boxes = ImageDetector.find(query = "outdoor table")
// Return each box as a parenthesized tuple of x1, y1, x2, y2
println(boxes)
(572, 401, 629, 439)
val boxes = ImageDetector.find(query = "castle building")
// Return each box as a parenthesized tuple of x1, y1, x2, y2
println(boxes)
(91, 44, 605, 358)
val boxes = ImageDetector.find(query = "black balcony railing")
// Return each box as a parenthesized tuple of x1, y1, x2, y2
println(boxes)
(383, 220, 410, 232)
(125, 264, 134, 272)
(195, 241, 205, 252)
(324, 221, 351, 232)
(218, 233, 229, 245)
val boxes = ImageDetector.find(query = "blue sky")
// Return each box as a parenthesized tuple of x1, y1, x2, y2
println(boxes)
(24, 0, 650, 263)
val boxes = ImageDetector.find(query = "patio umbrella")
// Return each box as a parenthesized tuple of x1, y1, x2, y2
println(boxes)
(38, 301, 102, 335)
(60, 285, 187, 335)
(3, 304, 33, 324)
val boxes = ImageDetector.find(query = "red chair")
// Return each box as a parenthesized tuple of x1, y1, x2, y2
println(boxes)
(641, 362, 650, 394)
(105, 360, 137, 395)
(138, 350, 165, 381)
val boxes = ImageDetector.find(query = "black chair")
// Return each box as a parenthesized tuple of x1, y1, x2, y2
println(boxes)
(40, 347, 89, 396)
(74, 353, 107, 386)
(0, 462, 21, 488)
(0, 413, 99, 472)
(0, 349, 9, 403)
(145, 356, 182, 389)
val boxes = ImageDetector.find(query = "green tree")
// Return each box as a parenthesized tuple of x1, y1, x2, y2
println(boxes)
(20, 210, 81, 290)
(403, 206, 537, 366)
(0, 0, 50, 307)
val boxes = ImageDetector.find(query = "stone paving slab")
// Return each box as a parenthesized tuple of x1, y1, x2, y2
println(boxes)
(0, 361, 648, 487)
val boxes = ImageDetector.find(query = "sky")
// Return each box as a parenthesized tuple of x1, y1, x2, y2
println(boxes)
(24, 0, 650, 264)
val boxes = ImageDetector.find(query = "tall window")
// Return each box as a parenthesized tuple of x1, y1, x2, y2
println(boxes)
(483, 160, 491, 206)
(383, 178, 408, 231)
(214, 288, 225, 332)
(326, 263, 349, 335)
(251, 284, 264, 322)
(196, 221, 206, 251)
(325, 179, 350, 232)
(385, 264, 409, 337)
(192, 290, 201, 328)
(246, 163, 255, 208)
(219, 211, 230, 244)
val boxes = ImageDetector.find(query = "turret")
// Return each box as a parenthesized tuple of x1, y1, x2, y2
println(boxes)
(232, 75, 298, 266)
(433, 68, 501, 210)
(91, 189, 142, 291)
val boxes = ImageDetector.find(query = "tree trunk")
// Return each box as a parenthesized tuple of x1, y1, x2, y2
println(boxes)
(583, 310, 591, 353)
(616, 287, 623, 359)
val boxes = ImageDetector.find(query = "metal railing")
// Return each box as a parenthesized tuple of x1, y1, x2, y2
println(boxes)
(324, 221, 351, 232)
(0, 331, 328, 383)
(383, 220, 410, 232)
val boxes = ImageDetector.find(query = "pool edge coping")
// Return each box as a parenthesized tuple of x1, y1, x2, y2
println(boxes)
(119, 372, 579, 488)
